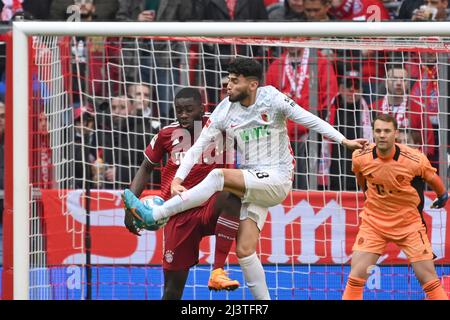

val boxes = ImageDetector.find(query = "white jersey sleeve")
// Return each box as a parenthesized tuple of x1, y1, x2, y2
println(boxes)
(275, 89, 346, 144)
(174, 105, 224, 181)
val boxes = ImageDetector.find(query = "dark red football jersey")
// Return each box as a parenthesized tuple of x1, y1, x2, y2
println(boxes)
(144, 114, 224, 200)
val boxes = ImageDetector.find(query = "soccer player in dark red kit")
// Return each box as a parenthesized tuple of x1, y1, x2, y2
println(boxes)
(123, 88, 241, 299)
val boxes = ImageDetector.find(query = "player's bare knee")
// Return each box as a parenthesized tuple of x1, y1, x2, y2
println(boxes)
(236, 242, 256, 258)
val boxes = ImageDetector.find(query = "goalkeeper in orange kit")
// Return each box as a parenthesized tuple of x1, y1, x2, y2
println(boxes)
(343, 113, 449, 300)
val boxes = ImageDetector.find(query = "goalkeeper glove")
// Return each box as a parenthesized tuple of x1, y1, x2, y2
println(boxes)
(431, 192, 448, 209)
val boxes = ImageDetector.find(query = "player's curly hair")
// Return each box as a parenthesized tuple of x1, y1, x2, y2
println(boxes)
(227, 57, 263, 82)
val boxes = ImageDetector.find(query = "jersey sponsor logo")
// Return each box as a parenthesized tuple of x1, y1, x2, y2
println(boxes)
(238, 125, 271, 142)
(164, 250, 174, 264)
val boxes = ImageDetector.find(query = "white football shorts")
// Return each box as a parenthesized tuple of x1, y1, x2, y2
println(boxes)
(240, 168, 292, 230)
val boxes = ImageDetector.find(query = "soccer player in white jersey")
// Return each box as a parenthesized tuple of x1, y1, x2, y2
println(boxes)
(123, 57, 368, 300)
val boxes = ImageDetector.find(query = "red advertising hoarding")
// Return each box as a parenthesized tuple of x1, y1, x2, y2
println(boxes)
(40, 190, 450, 265)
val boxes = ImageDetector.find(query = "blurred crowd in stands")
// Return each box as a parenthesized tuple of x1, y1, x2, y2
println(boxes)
(0, 1, 450, 246)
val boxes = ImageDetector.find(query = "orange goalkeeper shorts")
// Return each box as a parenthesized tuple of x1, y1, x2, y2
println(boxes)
(352, 219, 435, 263)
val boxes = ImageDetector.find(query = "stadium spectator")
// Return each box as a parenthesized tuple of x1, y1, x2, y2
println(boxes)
(116, 0, 197, 21)
(411, 0, 449, 21)
(55, 1, 122, 102)
(125, 83, 161, 187)
(343, 113, 449, 300)
(397, 0, 423, 19)
(95, 96, 135, 189)
(49, 0, 118, 21)
(73, 106, 101, 189)
(0, 0, 23, 21)
(396, 129, 416, 146)
(122, 58, 367, 300)
(22, 0, 52, 20)
(197, 0, 268, 109)
(128, 83, 154, 118)
(0, 0, 53, 20)
(329, 0, 390, 21)
(371, 65, 435, 154)
(304, 0, 333, 21)
(124, 88, 241, 299)
(381, 0, 402, 19)
(409, 52, 441, 170)
(265, 0, 282, 7)
(116, 0, 198, 123)
(330, 70, 372, 191)
(328, 0, 389, 97)
(110, 95, 130, 130)
(268, 0, 306, 20)
(31, 110, 54, 189)
(265, 46, 339, 189)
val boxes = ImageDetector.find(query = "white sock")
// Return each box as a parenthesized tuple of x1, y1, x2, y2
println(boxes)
(153, 169, 225, 221)
(238, 252, 271, 300)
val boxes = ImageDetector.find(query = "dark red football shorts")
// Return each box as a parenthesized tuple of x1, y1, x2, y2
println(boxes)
(162, 192, 219, 271)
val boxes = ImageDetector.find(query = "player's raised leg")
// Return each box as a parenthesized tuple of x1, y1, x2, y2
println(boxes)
(342, 250, 380, 300)
(412, 260, 449, 300)
(123, 168, 245, 225)
(208, 192, 241, 291)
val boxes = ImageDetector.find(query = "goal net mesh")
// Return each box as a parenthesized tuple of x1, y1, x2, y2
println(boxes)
(25, 34, 450, 299)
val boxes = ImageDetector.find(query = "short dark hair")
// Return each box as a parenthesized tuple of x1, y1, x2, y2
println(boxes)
(227, 57, 263, 82)
(373, 113, 398, 130)
(175, 87, 202, 105)
(387, 63, 405, 74)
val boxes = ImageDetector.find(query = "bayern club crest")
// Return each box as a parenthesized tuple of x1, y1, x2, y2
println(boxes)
(164, 250, 174, 264)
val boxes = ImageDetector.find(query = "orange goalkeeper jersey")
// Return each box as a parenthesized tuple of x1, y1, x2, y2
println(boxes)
(352, 143, 437, 236)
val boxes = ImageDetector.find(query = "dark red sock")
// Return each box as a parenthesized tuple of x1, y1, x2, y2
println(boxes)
(213, 215, 239, 270)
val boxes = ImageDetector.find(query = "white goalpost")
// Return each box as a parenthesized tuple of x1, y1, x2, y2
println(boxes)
(11, 21, 450, 300)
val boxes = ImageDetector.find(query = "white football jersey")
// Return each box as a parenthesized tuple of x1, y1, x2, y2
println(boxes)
(175, 85, 345, 180)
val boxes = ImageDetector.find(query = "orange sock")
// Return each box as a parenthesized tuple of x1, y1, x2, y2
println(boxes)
(422, 279, 449, 300)
(342, 276, 366, 300)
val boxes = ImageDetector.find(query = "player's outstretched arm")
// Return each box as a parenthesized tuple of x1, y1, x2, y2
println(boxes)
(280, 92, 367, 149)
(173, 120, 222, 194)
(123, 159, 155, 235)
(130, 158, 155, 197)
(427, 174, 449, 209)
(342, 138, 369, 151)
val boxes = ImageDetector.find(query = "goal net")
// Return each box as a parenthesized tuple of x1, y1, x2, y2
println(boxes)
(5, 22, 450, 300)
